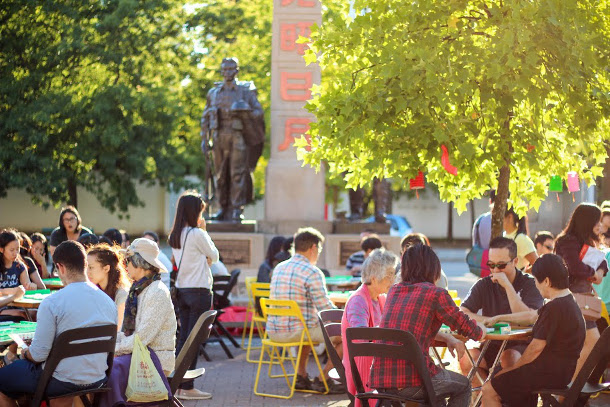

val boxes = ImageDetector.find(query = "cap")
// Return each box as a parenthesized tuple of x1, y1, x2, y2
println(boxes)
(121, 238, 168, 273)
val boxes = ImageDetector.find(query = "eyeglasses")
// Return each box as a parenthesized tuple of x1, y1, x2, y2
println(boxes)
(63, 216, 77, 223)
(486, 258, 516, 270)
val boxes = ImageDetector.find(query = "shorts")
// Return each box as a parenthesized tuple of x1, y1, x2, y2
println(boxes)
(267, 325, 325, 344)
(479, 340, 528, 371)
(0, 359, 106, 399)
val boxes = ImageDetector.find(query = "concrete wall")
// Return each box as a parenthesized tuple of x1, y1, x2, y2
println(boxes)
(0, 184, 167, 236)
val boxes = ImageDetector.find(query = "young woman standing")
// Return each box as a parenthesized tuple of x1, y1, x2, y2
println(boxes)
(168, 191, 219, 400)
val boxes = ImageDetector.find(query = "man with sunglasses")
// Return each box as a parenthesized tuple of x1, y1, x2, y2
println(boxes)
(458, 237, 544, 382)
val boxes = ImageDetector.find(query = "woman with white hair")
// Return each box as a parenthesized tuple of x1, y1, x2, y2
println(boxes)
(341, 248, 399, 406)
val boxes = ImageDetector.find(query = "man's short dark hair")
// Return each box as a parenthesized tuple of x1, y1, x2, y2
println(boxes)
(534, 231, 554, 247)
(293, 227, 325, 252)
(53, 241, 86, 276)
(532, 253, 569, 289)
(400, 244, 441, 285)
(489, 237, 517, 259)
(361, 236, 382, 252)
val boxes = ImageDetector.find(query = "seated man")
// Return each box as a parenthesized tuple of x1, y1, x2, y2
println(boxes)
(534, 231, 554, 257)
(349, 234, 382, 277)
(482, 254, 586, 407)
(459, 237, 544, 381)
(0, 241, 117, 406)
(267, 227, 343, 393)
(345, 229, 375, 276)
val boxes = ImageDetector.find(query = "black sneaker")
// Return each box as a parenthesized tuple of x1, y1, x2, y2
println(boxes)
(295, 374, 312, 390)
(311, 377, 345, 394)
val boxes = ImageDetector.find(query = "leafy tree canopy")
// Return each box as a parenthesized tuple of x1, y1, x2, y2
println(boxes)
(0, 0, 199, 213)
(299, 0, 610, 234)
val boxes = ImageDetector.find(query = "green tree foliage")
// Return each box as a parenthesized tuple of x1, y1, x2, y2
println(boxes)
(0, 0, 200, 213)
(299, 0, 610, 236)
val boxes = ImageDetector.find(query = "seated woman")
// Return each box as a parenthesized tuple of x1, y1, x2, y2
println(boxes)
(29, 232, 50, 279)
(16, 232, 45, 289)
(341, 248, 398, 407)
(481, 254, 586, 407)
(369, 244, 486, 407)
(100, 238, 177, 407)
(0, 229, 37, 320)
(115, 238, 177, 373)
(87, 244, 131, 331)
(257, 236, 285, 283)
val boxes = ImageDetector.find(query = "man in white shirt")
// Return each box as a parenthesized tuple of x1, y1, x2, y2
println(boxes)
(0, 241, 117, 406)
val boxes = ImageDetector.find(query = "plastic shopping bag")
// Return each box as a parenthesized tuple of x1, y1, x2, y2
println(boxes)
(125, 335, 169, 402)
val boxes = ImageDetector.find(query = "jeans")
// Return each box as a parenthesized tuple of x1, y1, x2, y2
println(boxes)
(395, 369, 471, 407)
(0, 359, 106, 399)
(176, 287, 212, 390)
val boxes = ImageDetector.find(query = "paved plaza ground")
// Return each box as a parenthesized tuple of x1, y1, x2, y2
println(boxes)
(185, 247, 610, 406)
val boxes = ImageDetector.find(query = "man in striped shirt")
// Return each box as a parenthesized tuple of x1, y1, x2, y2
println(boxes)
(268, 227, 342, 393)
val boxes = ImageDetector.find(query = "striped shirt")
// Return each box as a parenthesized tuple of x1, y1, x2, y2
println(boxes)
(267, 254, 335, 332)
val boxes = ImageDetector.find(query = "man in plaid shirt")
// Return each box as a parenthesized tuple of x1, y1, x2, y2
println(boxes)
(370, 244, 486, 407)
(267, 227, 342, 393)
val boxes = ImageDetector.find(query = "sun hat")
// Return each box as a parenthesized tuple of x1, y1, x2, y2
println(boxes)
(122, 238, 168, 272)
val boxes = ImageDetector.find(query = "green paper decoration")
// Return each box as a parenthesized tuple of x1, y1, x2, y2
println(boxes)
(549, 176, 562, 192)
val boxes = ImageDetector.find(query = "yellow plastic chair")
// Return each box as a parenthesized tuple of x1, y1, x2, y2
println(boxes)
(246, 282, 271, 363)
(241, 276, 257, 348)
(253, 298, 329, 399)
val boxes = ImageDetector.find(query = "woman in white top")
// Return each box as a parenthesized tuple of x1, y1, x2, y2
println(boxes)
(115, 238, 177, 373)
(87, 243, 132, 331)
(503, 208, 538, 271)
(168, 191, 219, 400)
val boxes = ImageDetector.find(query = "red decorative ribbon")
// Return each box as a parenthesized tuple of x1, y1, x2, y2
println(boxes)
(440, 145, 458, 175)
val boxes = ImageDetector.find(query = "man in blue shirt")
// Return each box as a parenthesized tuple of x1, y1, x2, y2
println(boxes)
(0, 241, 117, 406)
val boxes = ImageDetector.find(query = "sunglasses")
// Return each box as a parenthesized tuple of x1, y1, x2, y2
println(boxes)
(486, 258, 516, 270)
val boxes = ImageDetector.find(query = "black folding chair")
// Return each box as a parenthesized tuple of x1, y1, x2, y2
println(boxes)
(167, 310, 217, 407)
(533, 327, 610, 406)
(345, 327, 443, 407)
(318, 309, 354, 406)
(202, 269, 240, 359)
(31, 324, 117, 407)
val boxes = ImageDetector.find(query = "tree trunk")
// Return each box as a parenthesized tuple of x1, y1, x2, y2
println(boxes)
(600, 145, 610, 202)
(67, 177, 78, 208)
(447, 201, 453, 241)
(469, 200, 476, 229)
(491, 164, 510, 239)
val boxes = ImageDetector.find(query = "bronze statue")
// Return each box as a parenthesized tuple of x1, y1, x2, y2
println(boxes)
(201, 58, 265, 222)
(348, 178, 391, 223)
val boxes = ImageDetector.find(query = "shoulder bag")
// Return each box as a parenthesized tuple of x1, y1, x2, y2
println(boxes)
(466, 215, 490, 278)
(170, 227, 194, 302)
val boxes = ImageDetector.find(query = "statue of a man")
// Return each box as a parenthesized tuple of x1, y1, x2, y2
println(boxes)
(201, 58, 265, 222)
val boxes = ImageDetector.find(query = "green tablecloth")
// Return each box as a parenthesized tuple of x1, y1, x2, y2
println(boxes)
(42, 278, 63, 285)
(0, 321, 37, 345)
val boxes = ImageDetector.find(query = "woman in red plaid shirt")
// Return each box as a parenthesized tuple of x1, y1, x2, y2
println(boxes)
(369, 244, 487, 407)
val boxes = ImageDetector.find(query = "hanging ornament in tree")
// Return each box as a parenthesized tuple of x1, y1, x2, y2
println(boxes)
(567, 171, 580, 202)
(440, 144, 458, 175)
(409, 171, 425, 199)
(549, 175, 562, 202)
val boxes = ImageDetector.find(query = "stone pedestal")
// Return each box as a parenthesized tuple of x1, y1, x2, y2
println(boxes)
(332, 220, 391, 235)
(207, 220, 257, 233)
